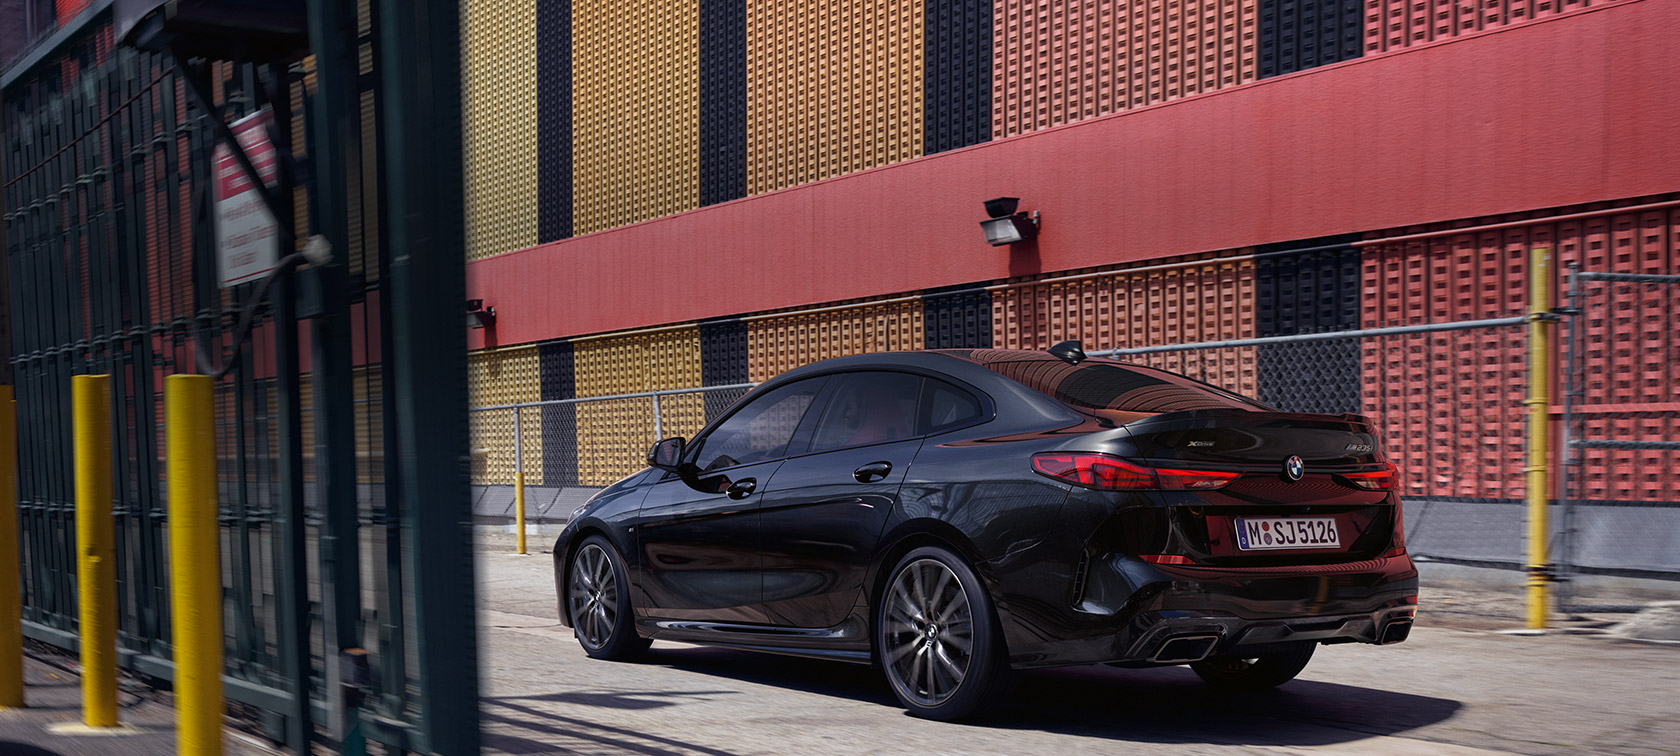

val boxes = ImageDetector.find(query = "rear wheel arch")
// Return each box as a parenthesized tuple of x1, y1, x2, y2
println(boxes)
(866, 521, 1012, 661)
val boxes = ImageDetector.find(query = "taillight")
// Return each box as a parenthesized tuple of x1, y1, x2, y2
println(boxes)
(1343, 462, 1398, 491)
(1031, 453, 1238, 491)
(1155, 467, 1240, 490)
(1139, 554, 1195, 565)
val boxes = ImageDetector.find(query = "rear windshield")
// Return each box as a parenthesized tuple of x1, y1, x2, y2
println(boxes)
(980, 357, 1270, 413)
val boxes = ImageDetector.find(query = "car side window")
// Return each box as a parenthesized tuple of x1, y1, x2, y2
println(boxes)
(808, 372, 924, 453)
(691, 379, 824, 472)
(921, 379, 983, 434)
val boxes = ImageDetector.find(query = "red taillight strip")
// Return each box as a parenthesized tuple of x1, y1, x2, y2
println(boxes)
(1031, 453, 1238, 491)
(1140, 554, 1195, 565)
(1343, 462, 1399, 491)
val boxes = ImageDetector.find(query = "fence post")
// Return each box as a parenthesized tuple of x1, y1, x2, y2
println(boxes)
(0, 386, 21, 708)
(514, 407, 526, 555)
(1526, 247, 1554, 630)
(73, 375, 118, 726)
(166, 376, 224, 755)
(652, 394, 663, 441)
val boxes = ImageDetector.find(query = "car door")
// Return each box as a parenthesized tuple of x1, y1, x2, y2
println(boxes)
(635, 377, 828, 624)
(757, 371, 926, 629)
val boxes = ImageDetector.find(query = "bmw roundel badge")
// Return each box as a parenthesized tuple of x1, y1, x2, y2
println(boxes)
(1283, 455, 1305, 481)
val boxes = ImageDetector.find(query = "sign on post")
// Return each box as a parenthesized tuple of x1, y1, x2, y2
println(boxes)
(214, 109, 281, 288)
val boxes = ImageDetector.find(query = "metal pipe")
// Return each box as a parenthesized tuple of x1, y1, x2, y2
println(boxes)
(1556, 262, 1579, 608)
(1571, 440, 1680, 450)
(1088, 316, 1530, 357)
(514, 410, 526, 555)
(469, 382, 759, 412)
(0, 386, 21, 708)
(1573, 271, 1680, 284)
(73, 374, 118, 726)
(166, 375, 223, 755)
(1525, 247, 1554, 630)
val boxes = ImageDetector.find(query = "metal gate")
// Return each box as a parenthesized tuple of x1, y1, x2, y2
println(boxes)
(1558, 266, 1680, 609)
(2, 0, 477, 752)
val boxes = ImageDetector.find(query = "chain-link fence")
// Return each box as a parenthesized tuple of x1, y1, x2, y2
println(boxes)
(1558, 268, 1680, 609)
(468, 384, 754, 524)
(470, 315, 1679, 605)
(1093, 319, 1542, 577)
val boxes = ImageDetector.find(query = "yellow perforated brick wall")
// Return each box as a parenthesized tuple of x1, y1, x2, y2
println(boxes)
(746, 0, 924, 195)
(991, 258, 1258, 396)
(573, 328, 704, 485)
(468, 347, 544, 485)
(746, 300, 925, 382)
(573, 0, 700, 234)
(462, 0, 538, 260)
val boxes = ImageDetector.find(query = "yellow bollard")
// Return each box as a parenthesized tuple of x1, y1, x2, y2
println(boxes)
(73, 375, 118, 726)
(1526, 247, 1554, 630)
(0, 386, 23, 708)
(514, 472, 527, 555)
(167, 375, 224, 755)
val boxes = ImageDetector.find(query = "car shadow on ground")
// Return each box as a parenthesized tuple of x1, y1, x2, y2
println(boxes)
(634, 643, 1463, 748)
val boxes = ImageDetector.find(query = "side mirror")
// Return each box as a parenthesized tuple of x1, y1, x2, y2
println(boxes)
(648, 437, 686, 471)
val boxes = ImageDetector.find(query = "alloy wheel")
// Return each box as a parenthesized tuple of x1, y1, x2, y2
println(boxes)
(569, 543, 619, 649)
(882, 558, 975, 707)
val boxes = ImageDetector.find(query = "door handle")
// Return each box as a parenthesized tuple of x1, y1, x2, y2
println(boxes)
(726, 478, 757, 500)
(853, 461, 893, 483)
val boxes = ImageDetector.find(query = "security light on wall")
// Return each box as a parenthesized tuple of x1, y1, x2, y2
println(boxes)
(980, 197, 1039, 246)
(467, 299, 496, 330)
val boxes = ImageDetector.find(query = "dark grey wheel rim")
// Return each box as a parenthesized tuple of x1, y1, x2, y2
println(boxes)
(569, 544, 619, 650)
(883, 558, 974, 707)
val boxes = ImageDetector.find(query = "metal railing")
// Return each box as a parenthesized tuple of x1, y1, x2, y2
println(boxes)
(467, 384, 757, 530)
(469, 320, 1540, 575)
(1557, 267, 1680, 611)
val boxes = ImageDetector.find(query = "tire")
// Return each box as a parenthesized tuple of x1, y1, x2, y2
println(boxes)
(565, 535, 651, 660)
(876, 546, 1015, 720)
(1189, 643, 1315, 691)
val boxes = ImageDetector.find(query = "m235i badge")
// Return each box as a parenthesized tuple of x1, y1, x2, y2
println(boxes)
(1345, 443, 1373, 453)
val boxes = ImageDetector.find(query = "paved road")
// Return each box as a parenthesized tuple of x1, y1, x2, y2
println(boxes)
(477, 552, 1680, 756)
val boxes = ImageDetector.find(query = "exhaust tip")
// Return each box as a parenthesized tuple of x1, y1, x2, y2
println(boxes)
(1152, 634, 1220, 663)
(1379, 620, 1413, 645)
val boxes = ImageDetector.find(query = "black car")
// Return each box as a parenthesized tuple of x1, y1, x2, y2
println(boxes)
(553, 344, 1418, 720)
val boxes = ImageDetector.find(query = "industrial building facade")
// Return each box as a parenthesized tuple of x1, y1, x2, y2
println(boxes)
(457, 0, 1678, 522)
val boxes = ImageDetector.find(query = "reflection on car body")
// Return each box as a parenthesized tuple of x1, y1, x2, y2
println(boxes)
(554, 344, 1418, 720)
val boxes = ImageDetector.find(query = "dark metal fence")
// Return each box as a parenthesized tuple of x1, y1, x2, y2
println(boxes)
(2, 1, 476, 752)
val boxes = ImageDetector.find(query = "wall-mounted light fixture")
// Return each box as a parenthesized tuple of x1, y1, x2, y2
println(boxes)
(979, 197, 1039, 246)
(467, 299, 496, 329)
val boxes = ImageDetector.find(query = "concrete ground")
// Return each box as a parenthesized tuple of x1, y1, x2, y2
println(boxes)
(0, 648, 276, 756)
(478, 549, 1680, 756)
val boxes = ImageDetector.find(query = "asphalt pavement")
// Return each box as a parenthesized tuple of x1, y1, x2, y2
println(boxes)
(477, 549, 1680, 756)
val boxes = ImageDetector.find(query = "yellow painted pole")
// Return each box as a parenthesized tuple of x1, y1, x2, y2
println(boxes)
(514, 408, 526, 555)
(73, 374, 118, 726)
(0, 386, 23, 708)
(1526, 247, 1553, 630)
(514, 472, 527, 555)
(167, 375, 224, 755)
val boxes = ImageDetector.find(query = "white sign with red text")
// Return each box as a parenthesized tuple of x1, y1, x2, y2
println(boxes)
(214, 109, 281, 288)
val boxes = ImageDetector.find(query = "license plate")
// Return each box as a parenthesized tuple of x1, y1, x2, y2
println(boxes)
(1234, 516, 1340, 550)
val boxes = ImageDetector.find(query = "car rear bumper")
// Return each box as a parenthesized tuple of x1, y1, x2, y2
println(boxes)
(1004, 552, 1418, 669)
